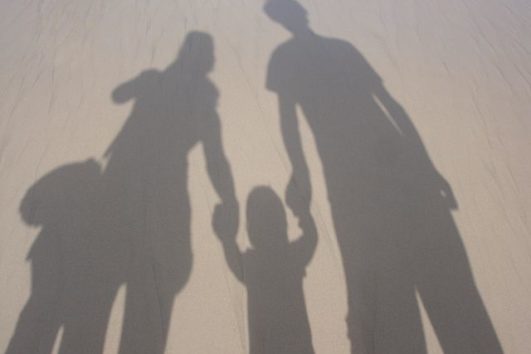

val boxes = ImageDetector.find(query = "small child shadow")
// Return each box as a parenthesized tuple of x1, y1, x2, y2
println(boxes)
(215, 186, 317, 354)
(6, 159, 103, 354)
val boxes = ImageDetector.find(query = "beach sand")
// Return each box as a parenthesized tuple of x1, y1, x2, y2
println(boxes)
(1, 0, 530, 353)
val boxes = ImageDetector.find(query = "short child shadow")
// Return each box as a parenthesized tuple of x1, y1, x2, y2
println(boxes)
(6, 159, 102, 354)
(215, 186, 317, 354)
(7, 31, 238, 354)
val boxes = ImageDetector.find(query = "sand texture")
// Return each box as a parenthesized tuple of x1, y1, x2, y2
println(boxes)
(1, 0, 530, 353)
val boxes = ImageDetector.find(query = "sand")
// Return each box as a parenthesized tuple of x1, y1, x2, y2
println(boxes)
(1, 0, 530, 353)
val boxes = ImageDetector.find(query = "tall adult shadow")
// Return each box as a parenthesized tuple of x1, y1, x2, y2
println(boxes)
(104, 30, 238, 354)
(264, 1, 503, 353)
(6, 31, 238, 354)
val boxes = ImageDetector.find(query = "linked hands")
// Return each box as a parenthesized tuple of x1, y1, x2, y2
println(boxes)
(212, 197, 243, 282)
(213, 198, 239, 241)
(285, 173, 312, 218)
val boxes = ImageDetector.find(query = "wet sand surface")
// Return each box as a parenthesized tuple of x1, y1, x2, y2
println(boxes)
(1, 0, 530, 353)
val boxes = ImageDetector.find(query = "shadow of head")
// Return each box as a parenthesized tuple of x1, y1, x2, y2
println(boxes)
(263, 0, 309, 33)
(111, 31, 215, 105)
(20, 159, 101, 227)
(172, 31, 215, 76)
(247, 186, 288, 250)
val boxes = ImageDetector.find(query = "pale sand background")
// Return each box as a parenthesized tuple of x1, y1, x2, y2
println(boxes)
(1, 0, 531, 353)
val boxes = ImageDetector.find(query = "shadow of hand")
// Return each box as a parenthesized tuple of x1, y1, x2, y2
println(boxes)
(212, 201, 239, 240)
(437, 173, 458, 210)
(286, 175, 311, 218)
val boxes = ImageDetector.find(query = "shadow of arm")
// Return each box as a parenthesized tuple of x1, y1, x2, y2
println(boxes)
(202, 112, 238, 206)
(291, 212, 318, 268)
(204, 111, 242, 280)
(279, 94, 312, 212)
(220, 237, 245, 283)
(373, 84, 458, 208)
(213, 204, 244, 283)
(111, 71, 154, 104)
(373, 84, 431, 160)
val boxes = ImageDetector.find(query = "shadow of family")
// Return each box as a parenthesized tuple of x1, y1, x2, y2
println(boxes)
(7, 1, 503, 353)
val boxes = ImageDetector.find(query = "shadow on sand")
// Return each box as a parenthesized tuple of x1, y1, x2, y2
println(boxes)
(6, 31, 238, 354)
(7, 3, 504, 352)
(215, 186, 318, 353)
(264, 0, 503, 353)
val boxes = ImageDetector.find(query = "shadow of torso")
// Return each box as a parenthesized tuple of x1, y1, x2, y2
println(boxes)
(244, 246, 313, 354)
